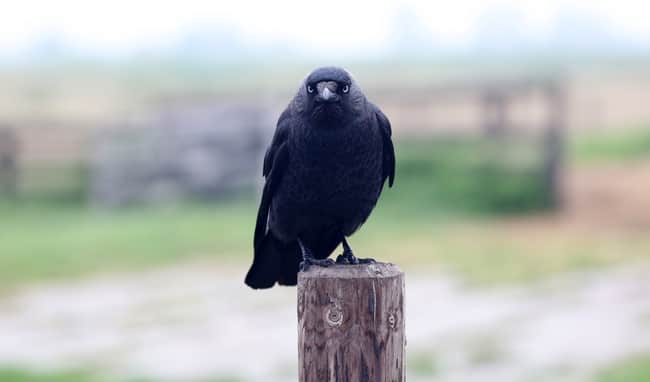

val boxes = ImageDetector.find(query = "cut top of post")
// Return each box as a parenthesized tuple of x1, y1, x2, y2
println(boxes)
(298, 262, 402, 280)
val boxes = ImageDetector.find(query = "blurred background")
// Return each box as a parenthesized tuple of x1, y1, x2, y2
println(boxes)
(1, 1, 650, 381)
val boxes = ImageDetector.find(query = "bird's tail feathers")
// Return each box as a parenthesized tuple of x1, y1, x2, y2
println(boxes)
(245, 232, 301, 289)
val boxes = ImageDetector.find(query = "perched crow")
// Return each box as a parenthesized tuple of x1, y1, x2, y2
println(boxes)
(245, 67, 395, 289)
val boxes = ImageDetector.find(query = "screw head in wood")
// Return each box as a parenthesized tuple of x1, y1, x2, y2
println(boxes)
(325, 307, 343, 327)
(388, 313, 396, 329)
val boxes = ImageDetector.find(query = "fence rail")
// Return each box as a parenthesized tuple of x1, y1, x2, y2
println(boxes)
(1, 77, 567, 208)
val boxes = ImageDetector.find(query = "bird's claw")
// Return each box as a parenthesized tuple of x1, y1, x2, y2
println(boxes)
(300, 257, 335, 272)
(336, 252, 376, 265)
(336, 253, 358, 265)
(357, 257, 376, 264)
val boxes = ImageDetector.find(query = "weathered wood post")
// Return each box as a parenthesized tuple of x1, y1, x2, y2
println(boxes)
(297, 263, 405, 381)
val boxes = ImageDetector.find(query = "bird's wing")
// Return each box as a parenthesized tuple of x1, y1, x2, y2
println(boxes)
(372, 104, 396, 187)
(254, 112, 291, 250)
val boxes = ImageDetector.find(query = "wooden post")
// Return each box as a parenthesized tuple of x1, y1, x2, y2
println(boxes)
(297, 263, 405, 382)
(0, 127, 18, 198)
(481, 88, 508, 138)
(543, 80, 567, 209)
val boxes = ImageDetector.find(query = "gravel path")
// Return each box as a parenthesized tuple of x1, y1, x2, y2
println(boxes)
(0, 262, 649, 382)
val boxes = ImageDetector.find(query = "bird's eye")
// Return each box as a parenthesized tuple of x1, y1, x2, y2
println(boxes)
(342, 84, 349, 93)
(307, 85, 314, 93)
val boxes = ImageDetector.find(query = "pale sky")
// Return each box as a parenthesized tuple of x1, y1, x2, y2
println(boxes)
(1, 0, 649, 56)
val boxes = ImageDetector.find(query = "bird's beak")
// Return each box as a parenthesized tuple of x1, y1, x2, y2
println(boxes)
(316, 81, 339, 103)
(321, 87, 333, 101)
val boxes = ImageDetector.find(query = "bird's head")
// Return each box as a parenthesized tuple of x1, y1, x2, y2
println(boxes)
(299, 67, 363, 125)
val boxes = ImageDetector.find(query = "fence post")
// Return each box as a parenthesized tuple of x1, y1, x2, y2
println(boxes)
(297, 263, 405, 381)
(0, 127, 18, 198)
(481, 88, 508, 137)
(543, 80, 567, 209)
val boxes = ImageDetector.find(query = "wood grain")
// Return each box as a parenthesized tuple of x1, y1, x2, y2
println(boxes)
(298, 263, 405, 382)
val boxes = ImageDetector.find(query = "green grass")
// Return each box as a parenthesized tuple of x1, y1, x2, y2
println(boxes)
(3, 195, 646, 291)
(0, 200, 255, 290)
(0, 368, 242, 382)
(407, 351, 440, 377)
(0, 369, 92, 382)
(594, 355, 650, 382)
(388, 136, 551, 215)
(572, 126, 650, 164)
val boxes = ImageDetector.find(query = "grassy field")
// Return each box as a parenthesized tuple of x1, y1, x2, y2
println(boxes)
(0, 368, 243, 382)
(595, 355, 650, 382)
(0, 369, 94, 382)
(3, 354, 650, 382)
(570, 126, 650, 164)
(2, 129, 650, 291)
(3, 196, 648, 291)
(0, 201, 253, 289)
(1, 130, 650, 381)
(0, 134, 562, 288)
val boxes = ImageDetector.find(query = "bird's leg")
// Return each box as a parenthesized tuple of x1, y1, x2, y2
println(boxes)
(336, 237, 376, 265)
(298, 237, 334, 272)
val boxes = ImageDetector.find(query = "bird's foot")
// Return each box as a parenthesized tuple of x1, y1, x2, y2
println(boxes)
(300, 257, 335, 272)
(336, 251, 376, 265)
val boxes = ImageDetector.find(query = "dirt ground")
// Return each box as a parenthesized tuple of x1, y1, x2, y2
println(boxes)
(0, 261, 648, 382)
(563, 161, 650, 230)
(488, 159, 650, 242)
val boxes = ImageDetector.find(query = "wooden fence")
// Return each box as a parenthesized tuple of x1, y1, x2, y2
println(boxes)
(1, 78, 567, 207)
(377, 78, 568, 208)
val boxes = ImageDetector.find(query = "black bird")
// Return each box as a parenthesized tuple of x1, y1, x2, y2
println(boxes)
(245, 67, 395, 289)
